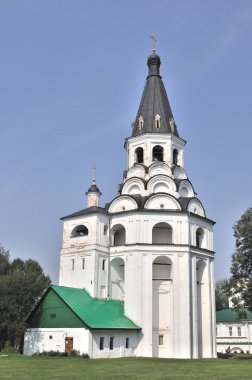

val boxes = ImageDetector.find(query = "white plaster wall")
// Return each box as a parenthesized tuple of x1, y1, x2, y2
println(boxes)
(216, 322, 252, 353)
(59, 212, 110, 296)
(23, 328, 89, 356)
(90, 330, 139, 359)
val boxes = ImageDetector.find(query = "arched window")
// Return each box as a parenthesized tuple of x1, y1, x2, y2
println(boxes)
(135, 147, 144, 163)
(111, 224, 126, 246)
(71, 225, 88, 237)
(196, 228, 204, 248)
(152, 222, 172, 244)
(139, 116, 144, 130)
(155, 114, 161, 129)
(153, 145, 163, 161)
(173, 149, 179, 165)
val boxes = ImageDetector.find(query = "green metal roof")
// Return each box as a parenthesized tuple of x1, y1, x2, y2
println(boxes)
(51, 285, 141, 330)
(216, 308, 252, 322)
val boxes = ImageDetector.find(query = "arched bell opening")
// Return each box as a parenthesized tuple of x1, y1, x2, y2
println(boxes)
(71, 225, 88, 237)
(153, 145, 163, 161)
(152, 222, 172, 244)
(111, 224, 126, 246)
(135, 147, 144, 163)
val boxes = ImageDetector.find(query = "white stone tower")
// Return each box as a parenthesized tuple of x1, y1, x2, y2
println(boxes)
(59, 48, 216, 359)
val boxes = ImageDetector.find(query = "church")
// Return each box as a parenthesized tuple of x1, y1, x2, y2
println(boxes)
(24, 47, 216, 359)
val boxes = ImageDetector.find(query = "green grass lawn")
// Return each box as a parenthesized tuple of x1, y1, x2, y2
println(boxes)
(1, 354, 252, 380)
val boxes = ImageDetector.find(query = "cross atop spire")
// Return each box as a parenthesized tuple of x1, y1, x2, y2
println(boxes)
(92, 165, 96, 185)
(150, 35, 157, 54)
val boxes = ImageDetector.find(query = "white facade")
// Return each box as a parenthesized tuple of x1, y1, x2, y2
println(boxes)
(24, 328, 139, 358)
(24, 328, 90, 356)
(216, 322, 252, 353)
(28, 50, 216, 359)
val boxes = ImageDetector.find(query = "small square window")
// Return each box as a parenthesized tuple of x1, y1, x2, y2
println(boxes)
(50, 313, 56, 319)
(159, 335, 164, 346)
(49, 335, 53, 340)
(99, 337, 104, 350)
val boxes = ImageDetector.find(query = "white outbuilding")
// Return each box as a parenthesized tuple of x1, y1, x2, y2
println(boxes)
(24, 48, 216, 359)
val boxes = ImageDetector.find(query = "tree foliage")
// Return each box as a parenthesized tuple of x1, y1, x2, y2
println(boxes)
(215, 279, 230, 311)
(230, 207, 252, 312)
(0, 245, 51, 351)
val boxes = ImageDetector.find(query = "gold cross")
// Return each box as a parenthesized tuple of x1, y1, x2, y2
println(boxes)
(150, 35, 156, 53)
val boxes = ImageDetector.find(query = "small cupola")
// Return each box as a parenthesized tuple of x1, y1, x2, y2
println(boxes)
(86, 166, 102, 208)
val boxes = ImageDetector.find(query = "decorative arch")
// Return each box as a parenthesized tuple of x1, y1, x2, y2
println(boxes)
(126, 164, 146, 180)
(135, 147, 144, 163)
(111, 224, 126, 246)
(152, 255, 173, 357)
(144, 194, 181, 210)
(152, 222, 173, 244)
(196, 258, 207, 358)
(187, 198, 205, 217)
(111, 257, 125, 300)
(147, 175, 177, 195)
(121, 178, 145, 196)
(178, 180, 194, 198)
(153, 145, 163, 161)
(108, 195, 138, 213)
(71, 225, 88, 237)
(149, 161, 172, 178)
(173, 166, 187, 180)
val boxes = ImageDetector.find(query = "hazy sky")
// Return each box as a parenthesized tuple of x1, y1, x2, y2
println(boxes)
(0, 0, 251, 283)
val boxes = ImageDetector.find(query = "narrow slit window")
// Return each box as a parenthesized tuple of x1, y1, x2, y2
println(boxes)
(109, 336, 114, 350)
(102, 259, 106, 270)
(229, 327, 232, 336)
(71, 259, 75, 271)
(126, 337, 129, 349)
(82, 258, 85, 270)
(99, 337, 104, 350)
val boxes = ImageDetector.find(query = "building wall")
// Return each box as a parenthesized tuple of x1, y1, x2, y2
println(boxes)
(90, 330, 139, 359)
(216, 322, 252, 353)
(23, 328, 89, 356)
(59, 213, 110, 297)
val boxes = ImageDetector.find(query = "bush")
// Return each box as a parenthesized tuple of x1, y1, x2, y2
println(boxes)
(217, 352, 233, 359)
(32, 350, 89, 358)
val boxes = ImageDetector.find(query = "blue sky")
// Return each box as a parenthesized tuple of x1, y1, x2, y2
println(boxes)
(0, 0, 251, 283)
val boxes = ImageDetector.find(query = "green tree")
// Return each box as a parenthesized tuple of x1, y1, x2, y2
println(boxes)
(230, 207, 252, 312)
(215, 278, 230, 311)
(0, 245, 51, 351)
